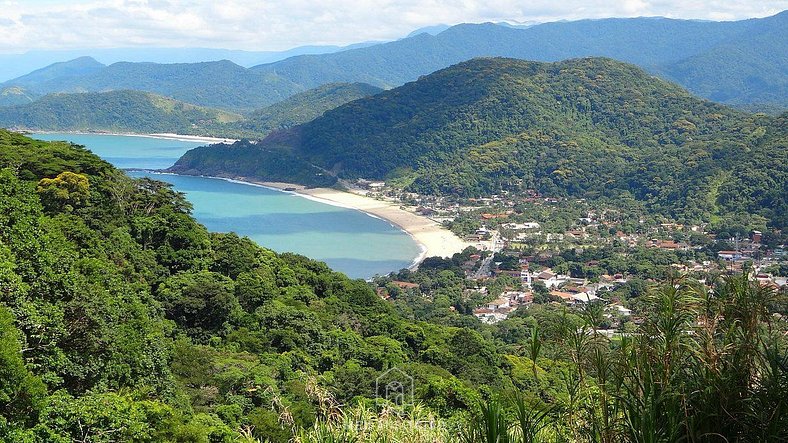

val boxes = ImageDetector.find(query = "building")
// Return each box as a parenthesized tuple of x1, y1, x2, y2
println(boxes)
(718, 250, 743, 261)
(549, 290, 574, 303)
(570, 292, 601, 304)
(536, 269, 569, 288)
(487, 297, 511, 310)
(502, 222, 541, 230)
(609, 304, 632, 316)
(473, 308, 511, 324)
(391, 281, 419, 290)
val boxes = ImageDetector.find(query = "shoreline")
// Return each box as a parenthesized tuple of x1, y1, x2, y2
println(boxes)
(30, 130, 237, 145)
(152, 173, 471, 268)
(247, 179, 472, 266)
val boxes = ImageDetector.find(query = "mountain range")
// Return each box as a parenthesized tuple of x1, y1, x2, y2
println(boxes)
(1, 12, 785, 113)
(171, 57, 787, 229)
(0, 43, 383, 83)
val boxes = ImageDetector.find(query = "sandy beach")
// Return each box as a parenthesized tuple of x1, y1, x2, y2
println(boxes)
(253, 181, 472, 263)
(31, 130, 237, 145)
(147, 133, 238, 144)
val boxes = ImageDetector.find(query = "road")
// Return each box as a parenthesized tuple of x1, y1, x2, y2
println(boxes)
(471, 231, 503, 279)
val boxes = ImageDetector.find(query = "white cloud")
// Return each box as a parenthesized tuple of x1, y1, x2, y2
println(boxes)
(0, 0, 785, 53)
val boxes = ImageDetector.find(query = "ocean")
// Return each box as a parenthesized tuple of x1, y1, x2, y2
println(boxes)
(32, 133, 422, 279)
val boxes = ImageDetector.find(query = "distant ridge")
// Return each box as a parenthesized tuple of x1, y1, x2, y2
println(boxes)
(2, 60, 303, 112)
(248, 12, 787, 110)
(0, 86, 39, 107)
(1, 12, 786, 112)
(8, 56, 105, 89)
(406, 24, 451, 37)
(0, 43, 384, 83)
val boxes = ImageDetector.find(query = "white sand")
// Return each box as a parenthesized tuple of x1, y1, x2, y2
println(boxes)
(256, 181, 472, 264)
(147, 133, 238, 144)
(30, 130, 237, 145)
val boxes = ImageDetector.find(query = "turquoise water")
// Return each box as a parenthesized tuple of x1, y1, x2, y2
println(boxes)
(33, 133, 200, 170)
(32, 133, 422, 278)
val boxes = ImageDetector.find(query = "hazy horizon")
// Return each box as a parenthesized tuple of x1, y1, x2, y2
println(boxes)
(0, 1, 784, 55)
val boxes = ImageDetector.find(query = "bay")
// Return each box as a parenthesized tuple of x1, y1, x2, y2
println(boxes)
(32, 132, 422, 278)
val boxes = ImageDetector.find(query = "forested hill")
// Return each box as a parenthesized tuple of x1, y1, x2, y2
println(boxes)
(173, 57, 787, 229)
(0, 84, 380, 138)
(2, 12, 785, 112)
(222, 82, 383, 138)
(0, 129, 466, 439)
(0, 90, 242, 134)
(0, 86, 39, 107)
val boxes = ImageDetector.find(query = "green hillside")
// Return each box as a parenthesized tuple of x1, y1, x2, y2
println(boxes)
(229, 82, 383, 136)
(174, 57, 787, 229)
(0, 90, 242, 134)
(1, 130, 785, 441)
(0, 83, 380, 139)
(0, 86, 39, 107)
(659, 25, 788, 110)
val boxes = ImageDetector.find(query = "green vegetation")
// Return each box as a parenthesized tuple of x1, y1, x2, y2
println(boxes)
(0, 90, 242, 134)
(1, 129, 786, 442)
(0, 86, 39, 107)
(658, 22, 788, 110)
(229, 82, 383, 137)
(0, 83, 381, 140)
(171, 139, 338, 187)
(177, 57, 788, 229)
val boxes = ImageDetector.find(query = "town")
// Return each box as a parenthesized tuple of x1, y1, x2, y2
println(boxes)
(357, 180, 788, 329)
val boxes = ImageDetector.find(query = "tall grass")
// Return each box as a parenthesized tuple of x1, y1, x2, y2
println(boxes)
(293, 404, 451, 443)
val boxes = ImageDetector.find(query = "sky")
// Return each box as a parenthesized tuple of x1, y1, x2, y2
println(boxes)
(0, 0, 786, 54)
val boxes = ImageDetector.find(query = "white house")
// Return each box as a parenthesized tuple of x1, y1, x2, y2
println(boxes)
(570, 292, 601, 304)
(536, 269, 569, 288)
(718, 250, 743, 261)
(487, 297, 511, 310)
(610, 304, 632, 316)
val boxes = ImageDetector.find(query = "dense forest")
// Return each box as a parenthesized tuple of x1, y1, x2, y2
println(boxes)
(0, 90, 242, 134)
(0, 130, 785, 441)
(225, 82, 383, 138)
(174, 57, 788, 229)
(170, 139, 338, 188)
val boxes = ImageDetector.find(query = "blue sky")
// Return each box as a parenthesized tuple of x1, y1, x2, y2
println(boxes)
(0, 0, 786, 53)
